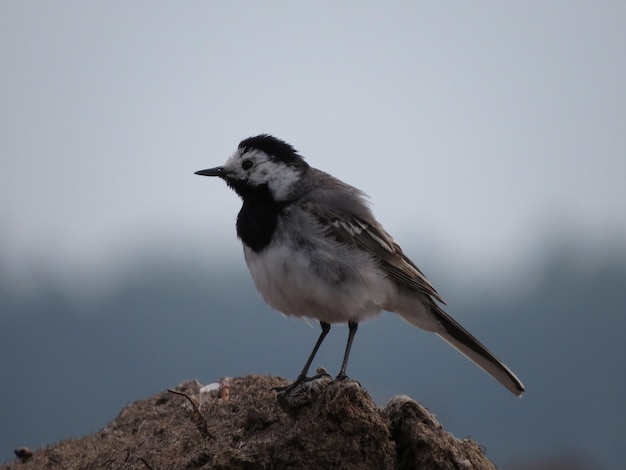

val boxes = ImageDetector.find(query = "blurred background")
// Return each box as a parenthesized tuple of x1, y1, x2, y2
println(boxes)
(1, 2, 625, 468)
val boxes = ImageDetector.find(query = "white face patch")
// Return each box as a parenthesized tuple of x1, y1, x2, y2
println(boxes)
(222, 148, 302, 201)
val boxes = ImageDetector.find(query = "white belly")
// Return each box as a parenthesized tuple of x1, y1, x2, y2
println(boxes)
(243, 241, 394, 324)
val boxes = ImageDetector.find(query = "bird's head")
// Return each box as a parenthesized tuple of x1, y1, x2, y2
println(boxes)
(195, 134, 310, 202)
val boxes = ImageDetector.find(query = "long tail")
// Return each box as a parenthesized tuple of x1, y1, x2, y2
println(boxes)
(432, 305, 525, 396)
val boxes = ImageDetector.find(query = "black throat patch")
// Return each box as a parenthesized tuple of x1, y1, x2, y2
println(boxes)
(235, 183, 286, 253)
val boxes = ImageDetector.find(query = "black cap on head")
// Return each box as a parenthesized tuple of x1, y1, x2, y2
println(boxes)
(239, 134, 308, 169)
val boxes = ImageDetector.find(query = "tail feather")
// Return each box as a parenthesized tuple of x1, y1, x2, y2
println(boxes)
(432, 305, 525, 396)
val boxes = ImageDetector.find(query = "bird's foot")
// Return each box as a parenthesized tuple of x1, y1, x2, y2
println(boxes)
(272, 379, 303, 395)
(330, 373, 362, 388)
(272, 369, 333, 396)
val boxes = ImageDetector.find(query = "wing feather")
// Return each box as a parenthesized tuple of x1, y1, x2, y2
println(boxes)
(304, 202, 446, 305)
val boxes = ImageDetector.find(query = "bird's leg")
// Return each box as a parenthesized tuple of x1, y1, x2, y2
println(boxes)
(273, 321, 331, 393)
(295, 321, 331, 382)
(335, 321, 358, 381)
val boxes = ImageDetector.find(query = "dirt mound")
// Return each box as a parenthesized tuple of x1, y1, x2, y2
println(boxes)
(3, 375, 495, 469)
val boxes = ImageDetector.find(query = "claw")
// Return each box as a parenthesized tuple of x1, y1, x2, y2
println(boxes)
(330, 374, 362, 388)
(271, 374, 308, 395)
(272, 370, 332, 397)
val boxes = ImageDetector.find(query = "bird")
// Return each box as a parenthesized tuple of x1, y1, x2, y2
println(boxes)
(195, 134, 525, 396)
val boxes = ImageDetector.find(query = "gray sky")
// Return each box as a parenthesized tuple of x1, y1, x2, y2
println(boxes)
(2, 1, 625, 293)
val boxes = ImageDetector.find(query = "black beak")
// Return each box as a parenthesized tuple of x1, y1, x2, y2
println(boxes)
(195, 166, 225, 177)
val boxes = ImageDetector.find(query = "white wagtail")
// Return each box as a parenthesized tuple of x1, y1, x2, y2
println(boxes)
(196, 135, 525, 396)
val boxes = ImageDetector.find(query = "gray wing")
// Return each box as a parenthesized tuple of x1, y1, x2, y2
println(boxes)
(298, 180, 525, 396)
(303, 201, 446, 305)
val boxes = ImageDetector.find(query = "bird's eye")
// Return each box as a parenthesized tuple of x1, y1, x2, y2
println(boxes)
(242, 159, 253, 171)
